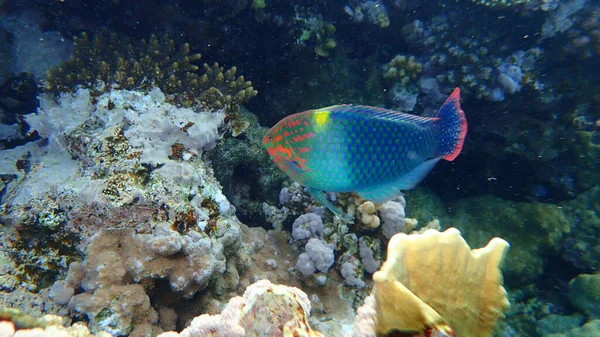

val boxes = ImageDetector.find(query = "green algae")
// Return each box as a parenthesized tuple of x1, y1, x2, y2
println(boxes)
(440, 195, 570, 286)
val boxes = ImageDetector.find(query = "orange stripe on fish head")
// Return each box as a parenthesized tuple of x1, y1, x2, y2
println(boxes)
(264, 114, 302, 159)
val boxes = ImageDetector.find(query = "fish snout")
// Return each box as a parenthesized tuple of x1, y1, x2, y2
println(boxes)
(262, 134, 273, 146)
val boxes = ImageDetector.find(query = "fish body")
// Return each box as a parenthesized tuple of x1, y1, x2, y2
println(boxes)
(263, 88, 467, 221)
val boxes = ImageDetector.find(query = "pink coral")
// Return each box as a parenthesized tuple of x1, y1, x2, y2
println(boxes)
(163, 279, 325, 337)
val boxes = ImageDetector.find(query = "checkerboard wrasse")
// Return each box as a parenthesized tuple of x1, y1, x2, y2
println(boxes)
(263, 88, 467, 222)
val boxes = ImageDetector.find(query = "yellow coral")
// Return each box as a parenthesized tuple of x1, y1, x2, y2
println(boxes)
(358, 201, 380, 229)
(383, 55, 423, 86)
(373, 228, 510, 337)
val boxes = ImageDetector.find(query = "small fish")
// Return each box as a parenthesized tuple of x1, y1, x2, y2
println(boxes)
(263, 88, 467, 222)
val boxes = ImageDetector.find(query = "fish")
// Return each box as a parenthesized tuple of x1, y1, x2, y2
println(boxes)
(263, 88, 467, 222)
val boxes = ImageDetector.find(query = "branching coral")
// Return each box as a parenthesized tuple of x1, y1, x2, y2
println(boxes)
(418, 15, 543, 101)
(294, 11, 337, 57)
(383, 55, 423, 87)
(46, 32, 257, 111)
(382, 55, 423, 110)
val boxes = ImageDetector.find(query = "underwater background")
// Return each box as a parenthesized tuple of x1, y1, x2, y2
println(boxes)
(0, 0, 599, 336)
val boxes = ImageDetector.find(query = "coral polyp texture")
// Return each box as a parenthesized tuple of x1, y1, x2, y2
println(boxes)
(46, 32, 257, 111)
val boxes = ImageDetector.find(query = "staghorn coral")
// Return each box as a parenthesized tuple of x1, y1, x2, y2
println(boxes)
(46, 32, 257, 112)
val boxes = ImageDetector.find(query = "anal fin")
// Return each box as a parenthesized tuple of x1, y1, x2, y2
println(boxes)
(308, 188, 354, 223)
(356, 158, 441, 203)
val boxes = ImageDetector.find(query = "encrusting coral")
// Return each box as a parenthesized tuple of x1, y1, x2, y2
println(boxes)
(46, 32, 257, 111)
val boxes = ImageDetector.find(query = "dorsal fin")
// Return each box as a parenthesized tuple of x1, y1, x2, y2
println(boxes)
(322, 104, 436, 126)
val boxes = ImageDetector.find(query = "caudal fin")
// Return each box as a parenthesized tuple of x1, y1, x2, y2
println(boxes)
(436, 88, 467, 161)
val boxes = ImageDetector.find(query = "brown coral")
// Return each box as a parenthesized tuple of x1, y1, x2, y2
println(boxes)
(46, 32, 257, 112)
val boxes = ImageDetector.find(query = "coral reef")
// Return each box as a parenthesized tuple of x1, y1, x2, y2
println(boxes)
(0, 87, 243, 334)
(46, 32, 257, 112)
(161, 279, 326, 337)
(2, 1, 600, 336)
(210, 107, 287, 224)
(2, 226, 512, 337)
